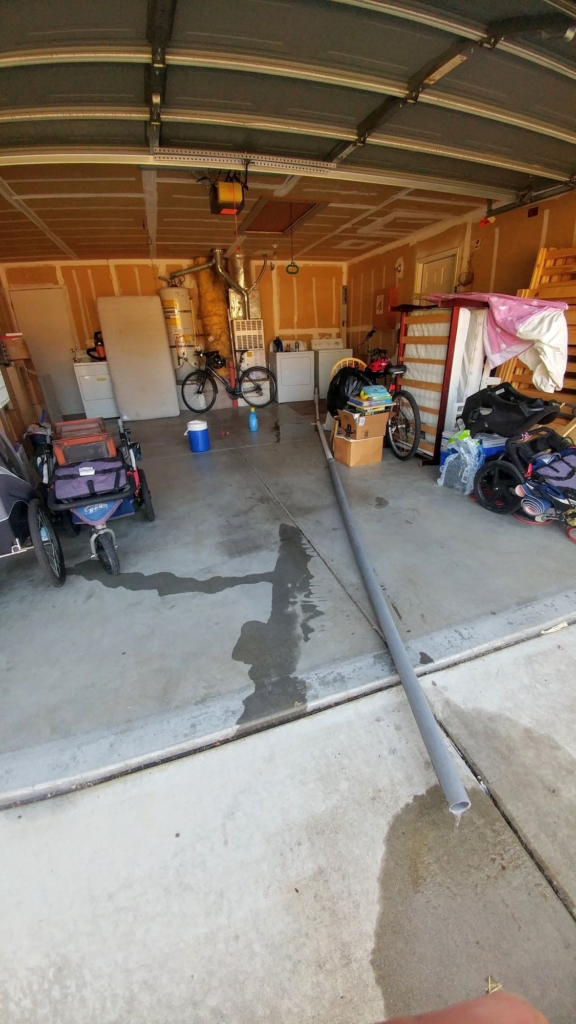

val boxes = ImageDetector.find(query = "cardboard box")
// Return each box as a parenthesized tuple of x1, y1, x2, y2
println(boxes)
(338, 408, 389, 440)
(0, 334, 29, 361)
(333, 434, 383, 467)
(54, 417, 106, 439)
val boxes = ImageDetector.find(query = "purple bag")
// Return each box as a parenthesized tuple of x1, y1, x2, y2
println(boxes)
(53, 457, 128, 501)
(534, 450, 576, 492)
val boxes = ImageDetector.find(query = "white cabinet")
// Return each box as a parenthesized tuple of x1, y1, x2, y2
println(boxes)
(73, 361, 119, 419)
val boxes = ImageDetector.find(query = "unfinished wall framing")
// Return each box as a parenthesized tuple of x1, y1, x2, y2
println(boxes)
(346, 190, 576, 357)
(252, 260, 346, 347)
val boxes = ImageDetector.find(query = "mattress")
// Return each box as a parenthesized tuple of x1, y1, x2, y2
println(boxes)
(97, 296, 180, 420)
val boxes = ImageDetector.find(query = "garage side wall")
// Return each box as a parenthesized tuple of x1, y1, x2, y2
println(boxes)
(254, 262, 345, 346)
(0, 260, 205, 350)
(1, 258, 346, 355)
(346, 191, 576, 354)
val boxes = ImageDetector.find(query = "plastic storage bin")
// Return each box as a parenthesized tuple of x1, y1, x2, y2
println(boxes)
(439, 431, 507, 468)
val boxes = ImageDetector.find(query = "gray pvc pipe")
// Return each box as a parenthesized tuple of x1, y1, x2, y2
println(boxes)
(315, 397, 470, 815)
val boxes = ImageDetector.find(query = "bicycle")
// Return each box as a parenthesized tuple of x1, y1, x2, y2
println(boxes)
(358, 328, 422, 460)
(181, 349, 277, 413)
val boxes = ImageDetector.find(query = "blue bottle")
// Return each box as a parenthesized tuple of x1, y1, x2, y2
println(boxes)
(249, 407, 258, 432)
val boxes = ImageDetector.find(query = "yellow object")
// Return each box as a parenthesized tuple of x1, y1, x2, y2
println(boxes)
(486, 977, 503, 995)
(195, 257, 231, 360)
(217, 181, 243, 206)
(329, 357, 367, 380)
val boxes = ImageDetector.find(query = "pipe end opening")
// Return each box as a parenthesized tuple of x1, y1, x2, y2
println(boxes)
(450, 798, 471, 815)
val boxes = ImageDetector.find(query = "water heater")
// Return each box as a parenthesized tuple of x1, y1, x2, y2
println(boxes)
(159, 287, 194, 372)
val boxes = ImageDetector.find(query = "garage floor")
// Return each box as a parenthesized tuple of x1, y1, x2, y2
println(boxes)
(1, 402, 576, 803)
(2, 629, 576, 1024)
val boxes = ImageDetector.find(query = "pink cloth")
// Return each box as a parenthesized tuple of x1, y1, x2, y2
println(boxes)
(429, 292, 568, 391)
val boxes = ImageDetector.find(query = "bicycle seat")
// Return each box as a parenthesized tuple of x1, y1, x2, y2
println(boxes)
(388, 364, 406, 376)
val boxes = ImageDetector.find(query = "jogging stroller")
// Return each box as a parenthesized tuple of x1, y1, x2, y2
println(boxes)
(0, 428, 66, 586)
(473, 427, 576, 543)
(45, 418, 155, 575)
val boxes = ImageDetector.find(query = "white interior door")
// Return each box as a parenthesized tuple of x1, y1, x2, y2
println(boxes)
(418, 253, 458, 298)
(9, 287, 82, 415)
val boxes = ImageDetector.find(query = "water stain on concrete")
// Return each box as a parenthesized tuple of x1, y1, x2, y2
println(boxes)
(419, 651, 434, 665)
(370, 785, 573, 1020)
(391, 603, 403, 621)
(374, 497, 389, 509)
(68, 561, 274, 597)
(233, 523, 323, 726)
(438, 700, 576, 915)
(69, 522, 323, 726)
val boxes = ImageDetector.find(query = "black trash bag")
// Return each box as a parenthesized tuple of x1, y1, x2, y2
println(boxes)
(327, 366, 372, 417)
(462, 382, 560, 437)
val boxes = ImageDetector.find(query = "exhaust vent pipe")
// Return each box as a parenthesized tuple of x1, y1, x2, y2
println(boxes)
(169, 249, 267, 319)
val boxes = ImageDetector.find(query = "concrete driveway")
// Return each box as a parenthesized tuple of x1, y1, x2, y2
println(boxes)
(1, 626, 575, 1024)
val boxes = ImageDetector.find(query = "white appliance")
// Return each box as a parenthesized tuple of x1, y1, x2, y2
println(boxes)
(232, 319, 266, 370)
(311, 338, 353, 398)
(73, 360, 119, 419)
(269, 342, 315, 403)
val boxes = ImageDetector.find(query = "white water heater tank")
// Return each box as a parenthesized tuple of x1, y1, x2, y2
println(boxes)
(159, 287, 194, 369)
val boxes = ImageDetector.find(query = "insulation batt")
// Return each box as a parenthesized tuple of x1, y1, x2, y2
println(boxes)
(195, 256, 232, 360)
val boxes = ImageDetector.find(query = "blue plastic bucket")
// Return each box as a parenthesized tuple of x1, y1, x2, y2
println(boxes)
(185, 419, 210, 453)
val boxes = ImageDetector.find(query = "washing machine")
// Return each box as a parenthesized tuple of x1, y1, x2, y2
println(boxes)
(311, 338, 353, 398)
(73, 359, 119, 418)
(269, 342, 315, 403)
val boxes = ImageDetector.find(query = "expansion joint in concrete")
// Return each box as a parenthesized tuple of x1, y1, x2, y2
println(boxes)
(435, 716, 576, 926)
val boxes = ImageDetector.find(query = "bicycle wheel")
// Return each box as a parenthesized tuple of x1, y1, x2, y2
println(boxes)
(239, 366, 277, 408)
(27, 498, 66, 587)
(95, 531, 120, 575)
(138, 468, 155, 521)
(386, 391, 421, 460)
(181, 370, 217, 412)
(473, 460, 524, 514)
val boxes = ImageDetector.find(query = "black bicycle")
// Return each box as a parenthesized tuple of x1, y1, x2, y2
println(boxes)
(181, 349, 277, 413)
(358, 329, 422, 460)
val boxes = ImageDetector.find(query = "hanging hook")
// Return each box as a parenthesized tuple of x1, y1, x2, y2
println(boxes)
(286, 205, 299, 275)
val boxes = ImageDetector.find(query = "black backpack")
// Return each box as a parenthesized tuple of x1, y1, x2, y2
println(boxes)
(462, 382, 560, 437)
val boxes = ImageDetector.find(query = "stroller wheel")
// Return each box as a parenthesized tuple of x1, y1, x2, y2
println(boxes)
(513, 512, 553, 526)
(473, 460, 524, 515)
(28, 499, 66, 587)
(95, 531, 120, 575)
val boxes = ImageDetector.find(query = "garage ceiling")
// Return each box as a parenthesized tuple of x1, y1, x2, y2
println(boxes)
(1, 0, 576, 262)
